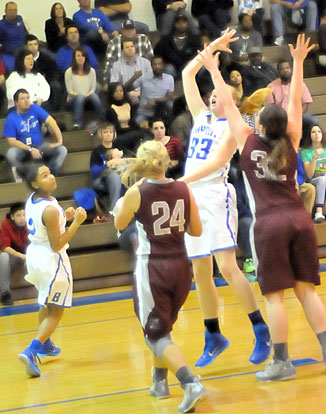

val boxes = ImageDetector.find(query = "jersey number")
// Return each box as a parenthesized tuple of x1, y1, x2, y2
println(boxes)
(152, 200, 185, 236)
(251, 150, 286, 181)
(27, 218, 36, 235)
(187, 138, 213, 160)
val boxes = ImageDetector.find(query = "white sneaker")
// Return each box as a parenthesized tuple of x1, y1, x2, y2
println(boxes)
(314, 213, 325, 223)
(274, 36, 284, 46)
(256, 358, 296, 382)
(149, 377, 170, 399)
(178, 378, 207, 413)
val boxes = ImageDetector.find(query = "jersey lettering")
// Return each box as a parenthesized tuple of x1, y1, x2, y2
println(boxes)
(187, 138, 213, 160)
(52, 292, 61, 303)
(251, 150, 286, 181)
(152, 200, 185, 236)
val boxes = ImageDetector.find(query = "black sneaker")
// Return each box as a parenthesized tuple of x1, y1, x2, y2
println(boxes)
(1, 291, 14, 306)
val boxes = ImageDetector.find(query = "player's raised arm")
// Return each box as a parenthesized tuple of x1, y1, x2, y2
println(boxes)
(287, 34, 316, 151)
(197, 43, 252, 152)
(182, 28, 238, 120)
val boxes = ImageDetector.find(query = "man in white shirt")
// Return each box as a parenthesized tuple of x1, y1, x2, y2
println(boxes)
(110, 39, 152, 103)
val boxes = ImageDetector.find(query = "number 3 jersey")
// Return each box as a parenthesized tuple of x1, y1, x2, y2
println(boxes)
(135, 179, 191, 256)
(240, 133, 302, 215)
(184, 111, 230, 184)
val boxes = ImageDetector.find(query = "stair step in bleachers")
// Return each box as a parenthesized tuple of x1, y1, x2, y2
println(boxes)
(309, 95, 326, 116)
(317, 114, 326, 131)
(0, 173, 92, 207)
(61, 151, 91, 175)
(305, 77, 326, 96)
(0, 199, 76, 223)
(69, 222, 118, 250)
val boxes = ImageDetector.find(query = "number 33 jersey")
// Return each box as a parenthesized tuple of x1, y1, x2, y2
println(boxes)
(135, 179, 191, 256)
(184, 111, 230, 184)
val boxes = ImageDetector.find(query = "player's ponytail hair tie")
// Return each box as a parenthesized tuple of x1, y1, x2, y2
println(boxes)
(120, 141, 170, 187)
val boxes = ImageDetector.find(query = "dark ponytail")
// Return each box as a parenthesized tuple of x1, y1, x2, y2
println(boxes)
(259, 104, 291, 176)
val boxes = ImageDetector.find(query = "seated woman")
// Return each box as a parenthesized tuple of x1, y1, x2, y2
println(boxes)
(301, 124, 326, 223)
(106, 82, 143, 154)
(45, 3, 73, 53)
(90, 123, 123, 216)
(65, 47, 105, 129)
(228, 69, 247, 105)
(150, 118, 184, 179)
(6, 49, 51, 110)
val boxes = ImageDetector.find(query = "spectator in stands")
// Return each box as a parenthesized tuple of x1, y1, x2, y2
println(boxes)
(73, 0, 119, 56)
(102, 19, 153, 87)
(237, 0, 264, 35)
(45, 3, 73, 53)
(106, 82, 143, 153)
(316, 10, 326, 72)
(0, 202, 29, 306)
(56, 24, 99, 74)
(110, 39, 152, 103)
(264, 58, 317, 138)
(228, 69, 248, 104)
(269, 0, 317, 46)
(65, 47, 105, 130)
(95, 0, 149, 34)
(191, 0, 233, 39)
(90, 123, 123, 214)
(25, 34, 62, 111)
(134, 55, 174, 125)
(150, 118, 184, 179)
(170, 96, 193, 149)
(230, 13, 263, 63)
(301, 124, 326, 223)
(0, 56, 6, 113)
(6, 49, 51, 110)
(241, 46, 278, 95)
(0, 2, 28, 73)
(228, 155, 256, 276)
(3, 89, 67, 178)
(297, 152, 316, 214)
(152, 0, 199, 36)
(154, 13, 201, 79)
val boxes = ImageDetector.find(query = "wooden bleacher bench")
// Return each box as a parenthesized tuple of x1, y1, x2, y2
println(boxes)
(305, 76, 326, 96)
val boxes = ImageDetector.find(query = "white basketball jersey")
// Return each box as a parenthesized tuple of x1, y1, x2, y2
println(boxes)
(184, 111, 230, 183)
(25, 193, 67, 249)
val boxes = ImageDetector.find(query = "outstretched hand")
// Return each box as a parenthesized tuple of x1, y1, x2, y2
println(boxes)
(289, 33, 316, 61)
(209, 28, 239, 53)
(197, 46, 220, 74)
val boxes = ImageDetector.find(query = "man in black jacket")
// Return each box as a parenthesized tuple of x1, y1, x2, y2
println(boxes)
(240, 46, 278, 95)
(154, 13, 201, 79)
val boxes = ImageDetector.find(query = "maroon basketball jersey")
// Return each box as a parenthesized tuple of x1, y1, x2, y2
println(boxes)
(240, 133, 302, 214)
(135, 179, 191, 256)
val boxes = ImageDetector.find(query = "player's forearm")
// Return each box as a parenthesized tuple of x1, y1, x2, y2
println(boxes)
(52, 221, 81, 251)
(181, 159, 219, 183)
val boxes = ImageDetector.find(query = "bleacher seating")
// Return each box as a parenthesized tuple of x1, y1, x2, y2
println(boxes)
(1, 25, 326, 300)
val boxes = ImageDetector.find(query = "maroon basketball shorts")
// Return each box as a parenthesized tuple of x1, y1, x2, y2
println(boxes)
(133, 253, 192, 341)
(252, 207, 320, 295)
